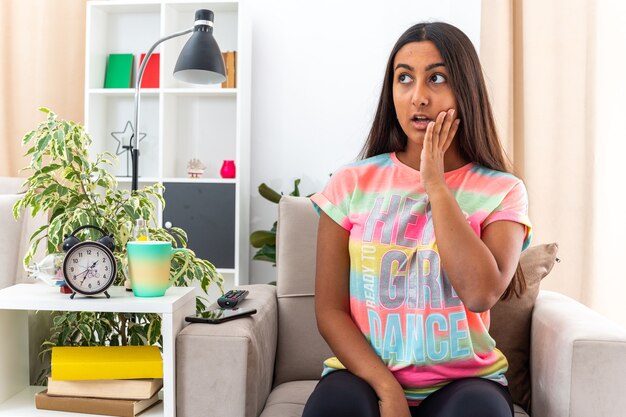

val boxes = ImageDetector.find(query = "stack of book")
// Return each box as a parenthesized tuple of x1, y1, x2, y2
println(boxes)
(36, 346, 163, 417)
(103, 53, 160, 89)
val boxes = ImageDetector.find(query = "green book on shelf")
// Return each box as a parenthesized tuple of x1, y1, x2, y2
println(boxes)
(104, 54, 134, 88)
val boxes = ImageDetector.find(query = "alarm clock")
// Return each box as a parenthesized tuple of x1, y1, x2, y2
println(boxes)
(62, 225, 117, 299)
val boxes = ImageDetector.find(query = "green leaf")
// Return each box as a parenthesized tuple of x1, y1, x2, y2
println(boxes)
(258, 183, 282, 204)
(24, 145, 37, 156)
(24, 235, 47, 268)
(35, 133, 53, 156)
(250, 230, 276, 248)
(122, 204, 137, 219)
(41, 185, 59, 199)
(289, 178, 301, 197)
(57, 186, 69, 198)
(78, 324, 92, 343)
(47, 240, 57, 255)
(147, 318, 161, 345)
(40, 164, 62, 175)
(12, 198, 23, 220)
(57, 327, 70, 346)
(252, 244, 276, 263)
(52, 314, 66, 327)
(22, 130, 36, 146)
(29, 224, 48, 243)
(55, 130, 67, 162)
(48, 215, 65, 248)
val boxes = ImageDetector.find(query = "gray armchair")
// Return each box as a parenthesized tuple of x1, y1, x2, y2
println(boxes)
(176, 196, 626, 417)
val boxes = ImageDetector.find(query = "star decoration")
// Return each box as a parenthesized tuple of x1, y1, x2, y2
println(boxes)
(111, 121, 146, 156)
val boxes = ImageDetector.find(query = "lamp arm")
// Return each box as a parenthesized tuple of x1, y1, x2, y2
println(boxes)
(131, 26, 193, 191)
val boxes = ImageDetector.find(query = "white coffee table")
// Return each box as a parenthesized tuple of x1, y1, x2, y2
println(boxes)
(0, 283, 196, 417)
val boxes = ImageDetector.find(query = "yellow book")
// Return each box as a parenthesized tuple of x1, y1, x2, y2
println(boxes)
(51, 346, 163, 381)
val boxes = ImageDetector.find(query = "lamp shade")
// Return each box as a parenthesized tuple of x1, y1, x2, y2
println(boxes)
(173, 9, 226, 84)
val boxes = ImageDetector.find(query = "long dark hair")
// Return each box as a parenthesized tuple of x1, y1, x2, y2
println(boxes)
(360, 22, 525, 300)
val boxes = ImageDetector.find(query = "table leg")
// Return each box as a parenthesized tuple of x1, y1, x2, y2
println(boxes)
(0, 310, 29, 403)
(161, 297, 196, 417)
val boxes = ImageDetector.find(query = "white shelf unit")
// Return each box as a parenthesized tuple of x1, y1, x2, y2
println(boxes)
(84, 0, 251, 286)
(0, 284, 196, 417)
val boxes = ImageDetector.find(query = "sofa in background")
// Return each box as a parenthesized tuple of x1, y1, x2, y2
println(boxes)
(179, 196, 621, 416)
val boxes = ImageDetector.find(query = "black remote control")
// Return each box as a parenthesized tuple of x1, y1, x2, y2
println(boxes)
(217, 289, 249, 308)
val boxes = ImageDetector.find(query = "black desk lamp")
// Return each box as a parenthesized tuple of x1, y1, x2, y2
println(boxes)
(131, 9, 226, 191)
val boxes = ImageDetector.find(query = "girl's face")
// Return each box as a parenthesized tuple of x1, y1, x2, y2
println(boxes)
(392, 41, 457, 148)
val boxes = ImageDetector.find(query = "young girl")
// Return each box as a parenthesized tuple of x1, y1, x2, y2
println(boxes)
(304, 22, 532, 417)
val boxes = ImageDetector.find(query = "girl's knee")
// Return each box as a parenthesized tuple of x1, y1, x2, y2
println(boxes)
(302, 371, 380, 417)
(418, 378, 513, 417)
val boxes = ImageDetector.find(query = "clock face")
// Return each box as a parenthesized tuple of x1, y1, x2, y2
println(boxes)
(63, 241, 117, 295)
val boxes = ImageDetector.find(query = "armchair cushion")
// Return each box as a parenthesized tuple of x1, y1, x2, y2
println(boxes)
(531, 290, 626, 417)
(490, 243, 559, 412)
(259, 380, 317, 417)
(0, 194, 25, 289)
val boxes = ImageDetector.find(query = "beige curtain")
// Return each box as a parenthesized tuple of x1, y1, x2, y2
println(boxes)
(0, 0, 86, 177)
(480, 0, 626, 327)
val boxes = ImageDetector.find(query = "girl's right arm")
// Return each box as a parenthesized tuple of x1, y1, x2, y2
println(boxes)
(315, 211, 411, 417)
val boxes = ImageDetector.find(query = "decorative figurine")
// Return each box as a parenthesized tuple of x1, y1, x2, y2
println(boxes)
(111, 121, 146, 177)
(187, 158, 206, 178)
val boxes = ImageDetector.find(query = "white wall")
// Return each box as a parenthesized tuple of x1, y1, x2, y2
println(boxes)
(590, 0, 626, 327)
(246, 0, 482, 283)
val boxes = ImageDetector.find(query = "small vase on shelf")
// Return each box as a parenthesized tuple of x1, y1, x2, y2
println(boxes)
(220, 160, 236, 179)
(26, 253, 65, 287)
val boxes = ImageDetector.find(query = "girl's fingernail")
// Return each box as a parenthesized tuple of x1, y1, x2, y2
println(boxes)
(450, 109, 455, 117)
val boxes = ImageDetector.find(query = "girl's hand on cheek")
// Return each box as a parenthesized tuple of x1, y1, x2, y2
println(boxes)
(420, 109, 461, 194)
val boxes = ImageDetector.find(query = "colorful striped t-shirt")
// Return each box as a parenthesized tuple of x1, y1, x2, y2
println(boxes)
(310, 152, 532, 405)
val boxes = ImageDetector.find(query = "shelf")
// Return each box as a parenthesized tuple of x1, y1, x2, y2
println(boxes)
(162, 177, 236, 183)
(165, 1, 239, 13)
(116, 177, 161, 183)
(0, 283, 196, 417)
(116, 177, 235, 184)
(0, 284, 195, 313)
(88, 88, 159, 96)
(88, 88, 236, 96)
(162, 88, 237, 96)
(0, 386, 163, 417)
(85, 0, 250, 286)
(88, 2, 162, 15)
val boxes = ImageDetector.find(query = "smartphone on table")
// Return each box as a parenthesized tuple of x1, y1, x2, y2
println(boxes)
(185, 307, 257, 324)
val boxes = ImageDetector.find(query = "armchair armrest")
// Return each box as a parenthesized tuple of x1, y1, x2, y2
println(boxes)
(177, 284, 278, 417)
(531, 290, 626, 417)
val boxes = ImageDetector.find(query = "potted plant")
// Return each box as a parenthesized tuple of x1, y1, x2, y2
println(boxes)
(13, 108, 222, 383)
(250, 179, 313, 266)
